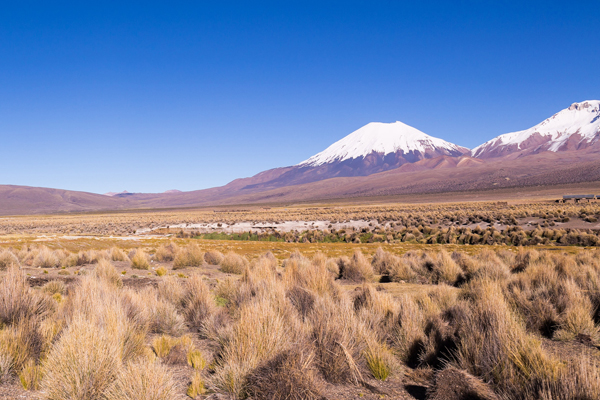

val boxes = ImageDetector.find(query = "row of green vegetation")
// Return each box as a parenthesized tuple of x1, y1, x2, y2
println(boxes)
(189, 225, 600, 247)
(195, 232, 284, 242)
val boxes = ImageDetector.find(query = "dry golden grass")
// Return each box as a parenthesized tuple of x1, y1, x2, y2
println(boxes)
(104, 359, 183, 400)
(211, 299, 296, 397)
(338, 250, 375, 282)
(187, 349, 206, 370)
(0, 250, 19, 270)
(246, 348, 323, 400)
(187, 370, 205, 398)
(41, 315, 122, 399)
(204, 249, 225, 265)
(0, 238, 598, 399)
(172, 244, 204, 269)
(156, 265, 167, 276)
(109, 246, 129, 262)
(220, 252, 249, 274)
(0, 266, 51, 326)
(93, 258, 123, 288)
(18, 358, 42, 390)
(155, 242, 177, 262)
(130, 248, 150, 269)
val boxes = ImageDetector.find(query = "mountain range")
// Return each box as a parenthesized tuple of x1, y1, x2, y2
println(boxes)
(2, 100, 599, 215)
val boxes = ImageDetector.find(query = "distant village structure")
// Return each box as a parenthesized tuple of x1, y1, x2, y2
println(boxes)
(558, 195, 599, 203)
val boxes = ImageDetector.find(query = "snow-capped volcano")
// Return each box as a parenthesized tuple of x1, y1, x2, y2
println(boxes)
(236, 120, 469, 190)
(473, 100, 600, 158)
(299, 121, 468, 166)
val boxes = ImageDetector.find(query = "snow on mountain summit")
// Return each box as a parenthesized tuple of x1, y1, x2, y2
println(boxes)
(299, 121, 467, 167)
(473, 100, 600, 158)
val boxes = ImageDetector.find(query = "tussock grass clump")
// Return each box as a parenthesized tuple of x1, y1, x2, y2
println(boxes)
(0, 354, 12, 384)
(152, 335, 176, 358)
(371, 247, 391, 275)
(33, 246, 60, 268)
(187, 371, 205, 398)
(211, 299, 295, 397)
(545, 355, 600, 399)
(364, 342, 393, 381)
(131, 249, 150, 270)
(41, 280, 67, 296)
(204, 249, 225, 265)
(173, 244, 204, 269)
(220, 252, 249, 274)
(181, 275, 215, 330)
(18, 358, 42, 390)
(286, 286, 316, 320)
(104, 359, 183, 400)
(156, 266, 167, 276)
(109, 247, 129, 262)
(0, 267, 51, 326)
(284, 256, 339, 297)
(157, 276, 185, 305)
(0, 250, 19, 270)
(187, 349, 206, 370)
(353, 284, 398, 341)
(338, 251, 374, 282)
(41, 316, 122, 399)
(155, 242, 178, 262)
(553, 279, 598, 341)
(310, 295, 366, 384)
(121, 287, 185, 337)
(427, 366, 499, 400)
(392, 295, 427, 367)
(62, 276, 148, 362)
(373, 249, 417, 283)
(246, 349, 323, 400)
(454, 279, 562, 397)
(471, 250, 511, 281)
(432, 251, 463, 285)
(0, 319, 44, 374)
(93, 259, 123, 288)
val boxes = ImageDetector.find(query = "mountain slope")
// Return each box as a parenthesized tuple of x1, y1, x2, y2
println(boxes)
(0, 185, 128, 215)
(473, 100, 600, 158)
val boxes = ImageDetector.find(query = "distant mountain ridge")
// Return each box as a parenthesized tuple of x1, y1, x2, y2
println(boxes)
(4, 100, 600, 215)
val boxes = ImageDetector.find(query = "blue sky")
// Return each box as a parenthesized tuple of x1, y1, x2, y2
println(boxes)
(1, 1, 598, 193)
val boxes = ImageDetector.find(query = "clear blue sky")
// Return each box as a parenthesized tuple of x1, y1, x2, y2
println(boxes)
(1, 1, 598, 193)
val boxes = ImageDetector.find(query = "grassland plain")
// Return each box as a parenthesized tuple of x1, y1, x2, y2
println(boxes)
(0, 237, 598, 399)
(1, 201, 600, 249)
(0, 201, 599, 399)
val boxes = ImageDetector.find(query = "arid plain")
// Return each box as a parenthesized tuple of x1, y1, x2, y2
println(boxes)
(0, 199, 599, 399)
